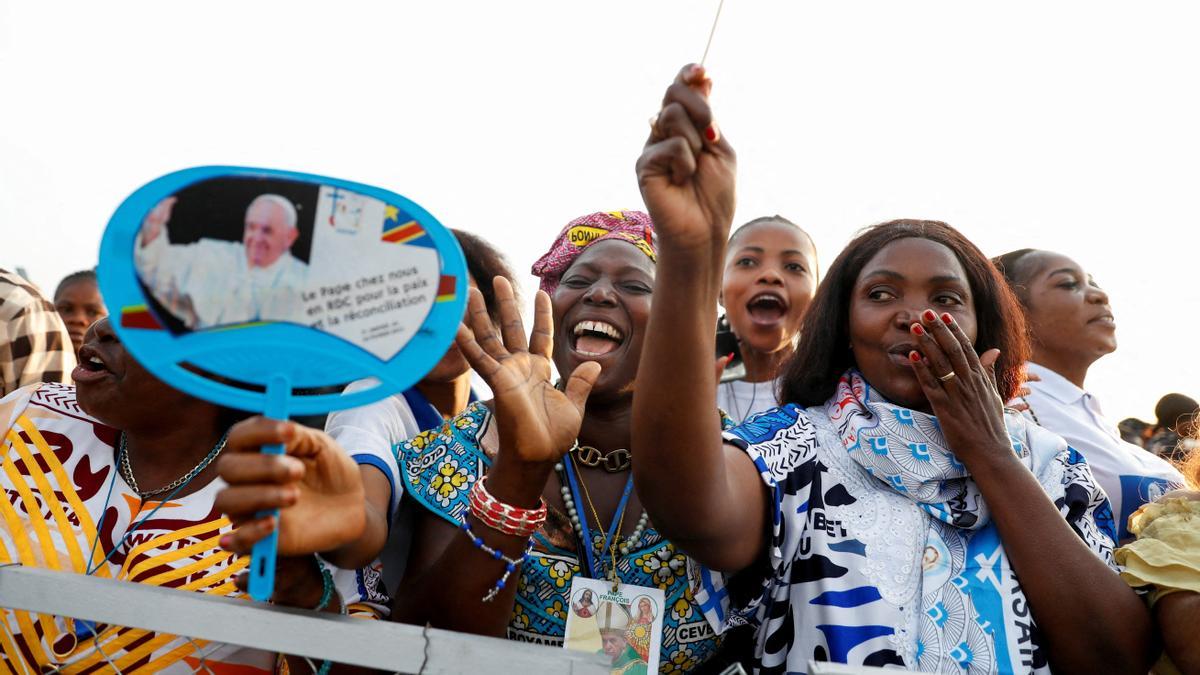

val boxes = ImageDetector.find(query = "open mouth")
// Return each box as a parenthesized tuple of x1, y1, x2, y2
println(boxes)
(571, 320, 625, 357)
(1088, 313, 1116, 327)
(72, 346, 113, 382)
(745, 292, 788, 325)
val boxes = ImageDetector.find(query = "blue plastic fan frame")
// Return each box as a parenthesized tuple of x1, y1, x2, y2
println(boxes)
(97, 165, 467, 601)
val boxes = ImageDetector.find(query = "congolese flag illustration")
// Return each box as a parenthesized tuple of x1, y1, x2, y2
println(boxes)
(436, 275, 456, 303)
(381, 205, 432, 247)
(120, 304, 163, 330)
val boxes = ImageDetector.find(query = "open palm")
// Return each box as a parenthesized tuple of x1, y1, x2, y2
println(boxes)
(456, 277, 600, 466)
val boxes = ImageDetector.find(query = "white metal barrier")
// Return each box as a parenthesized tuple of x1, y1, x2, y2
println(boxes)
(0, 565, 609, 674)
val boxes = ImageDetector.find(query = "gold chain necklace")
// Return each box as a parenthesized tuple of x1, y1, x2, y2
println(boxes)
(569, 454, 628, 586)
(571, 441, 631, 473)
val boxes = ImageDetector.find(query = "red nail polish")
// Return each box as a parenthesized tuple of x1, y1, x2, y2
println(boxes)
(219, 535, 231, 548)
(911, 324, 925, 336)
(909, 351, 921, 362)
(941, 313, 953, 324)
(923, 309, 937, 322)
(689, 63, 706, 79)
(705, 124, 719, 142)
(726, 352, 736, 360)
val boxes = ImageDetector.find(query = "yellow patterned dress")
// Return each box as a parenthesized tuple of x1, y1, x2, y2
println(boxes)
(0, 383, 273, 674)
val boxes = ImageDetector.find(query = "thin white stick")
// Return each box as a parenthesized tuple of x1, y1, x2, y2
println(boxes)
(700, 0, 727, 67)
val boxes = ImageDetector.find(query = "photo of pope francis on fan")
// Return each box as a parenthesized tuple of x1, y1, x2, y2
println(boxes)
(134, 180, 314, 330)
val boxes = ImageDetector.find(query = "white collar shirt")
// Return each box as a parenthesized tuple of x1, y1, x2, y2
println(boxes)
(1019, 362, 1183, 539)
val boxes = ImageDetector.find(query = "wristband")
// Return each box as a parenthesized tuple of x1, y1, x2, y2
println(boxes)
(468, 476, 548, 537)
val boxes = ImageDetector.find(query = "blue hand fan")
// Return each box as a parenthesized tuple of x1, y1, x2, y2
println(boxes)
(98, 166, 467, 601)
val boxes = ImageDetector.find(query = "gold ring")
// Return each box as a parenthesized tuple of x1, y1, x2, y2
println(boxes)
(938, 371, 956, 383)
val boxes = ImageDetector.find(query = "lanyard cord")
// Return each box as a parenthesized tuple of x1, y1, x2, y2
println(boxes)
(561, 457, 634, 579)
(86, 434, 218, 576)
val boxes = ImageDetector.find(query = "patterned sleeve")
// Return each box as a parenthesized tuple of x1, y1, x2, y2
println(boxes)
(690, 404, 820, 634)
(328, 557, 391, 620)
(0, 273, 75, 396)
(326, 392, 471, 618)
(397, 402, 491, 526)
(1048, 443, 1119, 571)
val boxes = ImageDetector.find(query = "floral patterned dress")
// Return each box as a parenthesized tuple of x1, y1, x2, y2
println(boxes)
(398, 401, 724, 673)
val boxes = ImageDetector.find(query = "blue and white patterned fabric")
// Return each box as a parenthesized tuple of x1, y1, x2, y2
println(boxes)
(692, 371, 1118, 674)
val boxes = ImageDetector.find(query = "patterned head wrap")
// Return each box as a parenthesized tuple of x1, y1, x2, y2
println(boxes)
(531, 210, 656, 295)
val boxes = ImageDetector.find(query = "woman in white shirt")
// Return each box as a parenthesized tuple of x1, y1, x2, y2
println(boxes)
(320, 229, 517, 605)
(717, 216, 817, 423)
(993, 248, 1184, 540)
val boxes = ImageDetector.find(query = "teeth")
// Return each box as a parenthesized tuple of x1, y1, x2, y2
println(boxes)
(749, 294, 784, 306)
(572, 320, 623, 341)
(88, 357, 103, 365)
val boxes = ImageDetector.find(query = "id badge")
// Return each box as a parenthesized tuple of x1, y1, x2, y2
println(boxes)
(564, 576, 664, 674)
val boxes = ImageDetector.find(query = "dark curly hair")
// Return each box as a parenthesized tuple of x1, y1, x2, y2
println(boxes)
(452, 229, 517, 322)
(779, 219, 1029, 407)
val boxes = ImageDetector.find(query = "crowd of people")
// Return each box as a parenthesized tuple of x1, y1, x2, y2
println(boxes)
(2, 64, 1198, 675)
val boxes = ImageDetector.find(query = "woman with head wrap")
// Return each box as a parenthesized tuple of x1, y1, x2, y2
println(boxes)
(219, 211, 727, 671)
(388, 210, 723, 670)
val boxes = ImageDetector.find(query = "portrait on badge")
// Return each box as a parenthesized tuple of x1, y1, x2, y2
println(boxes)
(563, 578, 662, 675)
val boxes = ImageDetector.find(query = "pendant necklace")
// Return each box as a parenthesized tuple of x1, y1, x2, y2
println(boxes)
(56, 430, 229, 661)
(558, 453, 637, 585)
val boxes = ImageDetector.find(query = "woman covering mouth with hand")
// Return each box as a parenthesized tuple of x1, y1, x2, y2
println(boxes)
(631, 64, 1153, 674)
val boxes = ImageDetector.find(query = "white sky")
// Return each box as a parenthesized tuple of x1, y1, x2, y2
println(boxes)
(2, 0, 1197, 421)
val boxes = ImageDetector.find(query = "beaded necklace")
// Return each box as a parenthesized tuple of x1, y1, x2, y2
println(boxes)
(557, 455, 646, 580)
(555, 457, 650, 555)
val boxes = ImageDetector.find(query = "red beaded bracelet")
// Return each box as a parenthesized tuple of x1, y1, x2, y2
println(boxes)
(469, 476, 548, 538)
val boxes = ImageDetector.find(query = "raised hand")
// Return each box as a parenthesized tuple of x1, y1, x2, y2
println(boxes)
(456, 276, 601, 470)
(906, 309, 1013, 468)
(140, 196, 176, 245)
(215, 418, 366, 556)
(636, 64, 737, 254)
